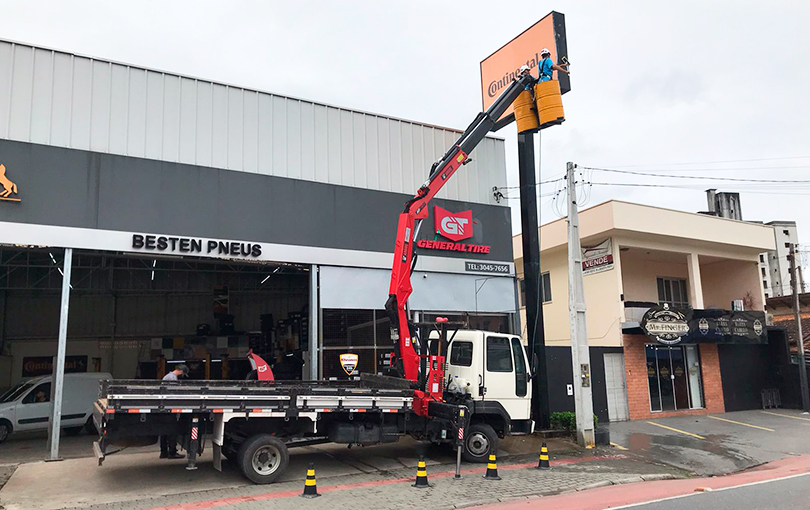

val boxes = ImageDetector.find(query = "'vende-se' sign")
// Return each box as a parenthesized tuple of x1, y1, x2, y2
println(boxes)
(132, 234, 262, 258)
(582, 239, 614, 276)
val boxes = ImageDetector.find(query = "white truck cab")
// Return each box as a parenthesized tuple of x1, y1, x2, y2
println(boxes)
(443, 330, 533, 460)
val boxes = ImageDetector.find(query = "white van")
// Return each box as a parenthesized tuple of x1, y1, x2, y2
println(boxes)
(0, 372, 112, 443)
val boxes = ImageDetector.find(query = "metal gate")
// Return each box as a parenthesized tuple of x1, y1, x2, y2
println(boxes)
(604, 353, 629, 421)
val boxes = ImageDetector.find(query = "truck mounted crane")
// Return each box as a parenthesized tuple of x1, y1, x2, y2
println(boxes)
(92, 73, 542, 484)
(385, 73, 536, 411)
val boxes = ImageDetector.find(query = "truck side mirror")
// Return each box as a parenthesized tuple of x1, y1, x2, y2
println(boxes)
(530, 352, 539, 380)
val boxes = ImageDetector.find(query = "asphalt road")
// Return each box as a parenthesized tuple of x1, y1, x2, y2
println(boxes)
(629, 473, 810, 510)
(607, 409, 810, 475)
(479, 452, 810, 510)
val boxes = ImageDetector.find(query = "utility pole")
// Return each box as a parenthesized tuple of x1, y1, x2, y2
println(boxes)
(566, 162, 595, 447)
(789, 243, 810, 411)
(517, 131, 549, 429)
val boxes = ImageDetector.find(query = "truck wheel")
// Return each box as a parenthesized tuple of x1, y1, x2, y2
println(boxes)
(236, 434, 289, 484)
(463, 423, 498, 463)
(0, 420, 11, 443)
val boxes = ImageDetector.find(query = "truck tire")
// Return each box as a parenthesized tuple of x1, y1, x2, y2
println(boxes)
(463, 423, 498, 463)
(236, 434, 289, 484)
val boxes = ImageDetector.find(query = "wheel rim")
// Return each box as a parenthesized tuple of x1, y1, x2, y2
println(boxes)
(466, 431, 490, 457)
(0, 425, 8, 441)
(251, 444, 281, 475)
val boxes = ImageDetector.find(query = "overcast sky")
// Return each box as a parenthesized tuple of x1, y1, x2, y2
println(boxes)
(2, 1, 809, 250)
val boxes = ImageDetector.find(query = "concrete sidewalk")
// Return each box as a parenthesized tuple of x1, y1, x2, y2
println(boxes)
(2, 449, 682, 510)
(0, 436, 588, 510)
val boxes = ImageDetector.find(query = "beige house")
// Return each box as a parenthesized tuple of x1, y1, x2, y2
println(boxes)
(514, 200, 776, 422)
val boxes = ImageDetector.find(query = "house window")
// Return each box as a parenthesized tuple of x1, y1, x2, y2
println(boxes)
(786, 242, 791, 249)
(657, 277, 689, 308)
(761, 267, 767, 277)
(763, 279, 768, 289)
(760, 254, 765, 263)
(542, 272, 552, 303)
(783, 230, 790, 236)
(518, 273, 552, 307)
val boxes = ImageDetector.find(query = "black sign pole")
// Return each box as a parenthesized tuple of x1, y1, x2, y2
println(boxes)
(518, 131, 549, 429)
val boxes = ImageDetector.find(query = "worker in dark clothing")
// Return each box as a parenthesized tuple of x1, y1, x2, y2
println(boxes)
(536, 48, 569, 82)
(519, 64, 534, 89)
(272, 350, 305, 380)
(159, 364, 188, 459)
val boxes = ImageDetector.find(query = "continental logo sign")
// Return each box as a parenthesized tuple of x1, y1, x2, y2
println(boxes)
(480, 12, 570, 121)
(0, 163, 20, 202)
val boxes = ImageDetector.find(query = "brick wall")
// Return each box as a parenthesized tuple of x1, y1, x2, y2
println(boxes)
(622, 334, 725, 420)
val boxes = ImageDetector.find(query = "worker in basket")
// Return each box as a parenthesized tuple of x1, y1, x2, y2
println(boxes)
(536, 48, 569, 82)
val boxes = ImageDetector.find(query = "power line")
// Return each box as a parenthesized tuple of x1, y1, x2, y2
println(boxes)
(580, 166, 810, 184)
(605, 165, 810, 173)
(495, 176, 565, 190)
(586, 181, 810, 196)
(606, 155, 810, 168)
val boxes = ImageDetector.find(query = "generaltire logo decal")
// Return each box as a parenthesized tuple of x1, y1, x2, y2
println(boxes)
(419, 206, 491, 255)
(435, 206, 472, 242)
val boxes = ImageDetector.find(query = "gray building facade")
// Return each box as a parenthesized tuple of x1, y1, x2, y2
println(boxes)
(0, 40, 518, 386)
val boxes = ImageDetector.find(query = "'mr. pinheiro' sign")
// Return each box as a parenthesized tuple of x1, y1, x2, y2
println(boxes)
(132, 234, 262, 258)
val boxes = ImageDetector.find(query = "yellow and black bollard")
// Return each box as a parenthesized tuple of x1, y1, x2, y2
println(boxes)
(413, 456, 430, 488)
(483, 453, 501, 480)
(301, 463, 320, 498)
(537, 442, 550, 470)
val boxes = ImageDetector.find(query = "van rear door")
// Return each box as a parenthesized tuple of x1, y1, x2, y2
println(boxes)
(60, 377, 93, 425)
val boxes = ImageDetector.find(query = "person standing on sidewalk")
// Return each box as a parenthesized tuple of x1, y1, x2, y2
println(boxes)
(159, 364, 188, 459)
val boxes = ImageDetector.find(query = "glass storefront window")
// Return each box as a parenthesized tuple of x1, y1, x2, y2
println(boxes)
(645, 344, 704, 412)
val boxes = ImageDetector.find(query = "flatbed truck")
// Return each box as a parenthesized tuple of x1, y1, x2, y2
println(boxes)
(93, 72, 544, 484)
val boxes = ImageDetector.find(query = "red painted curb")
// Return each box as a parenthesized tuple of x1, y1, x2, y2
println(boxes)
(479, 453, 810, 510)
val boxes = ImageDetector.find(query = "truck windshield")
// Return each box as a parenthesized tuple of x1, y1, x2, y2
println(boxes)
(0, 381, 34, 403)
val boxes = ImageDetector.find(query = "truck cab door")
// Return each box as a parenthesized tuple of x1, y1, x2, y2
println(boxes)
(482, 335, 532, 422)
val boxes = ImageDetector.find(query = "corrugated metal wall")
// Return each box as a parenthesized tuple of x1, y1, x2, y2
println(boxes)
(0, 40, 507, 205)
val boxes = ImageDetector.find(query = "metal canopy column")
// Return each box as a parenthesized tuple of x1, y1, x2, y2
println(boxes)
(309, 264, 319, 381)
(48, 247, 73, 460)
